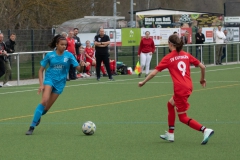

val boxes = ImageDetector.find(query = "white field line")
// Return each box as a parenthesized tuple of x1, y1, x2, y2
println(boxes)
(0, 67, 239, 95)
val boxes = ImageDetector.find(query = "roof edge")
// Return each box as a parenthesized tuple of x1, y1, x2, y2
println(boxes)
(129, 7, 223, 15)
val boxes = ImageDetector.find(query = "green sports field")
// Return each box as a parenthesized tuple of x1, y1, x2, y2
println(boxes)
(0, 64, 239, 160)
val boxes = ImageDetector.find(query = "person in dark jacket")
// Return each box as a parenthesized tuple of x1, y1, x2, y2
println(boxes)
(0, 33, 9, 87)
(195, 28, 205, 61)
(3, 33, 16, 86)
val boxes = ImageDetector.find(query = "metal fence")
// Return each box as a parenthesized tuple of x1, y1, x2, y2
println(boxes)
(0, 42, 239, 86)
(0, 29, 54, 52)
(115, 42, 240, 70)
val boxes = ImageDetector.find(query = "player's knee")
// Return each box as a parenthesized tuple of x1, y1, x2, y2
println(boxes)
(178, 114, 190, 125)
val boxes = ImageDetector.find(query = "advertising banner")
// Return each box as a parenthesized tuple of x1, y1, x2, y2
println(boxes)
(180, 28, 193, 44)
(202, 28, 214, 43)
(136, 15, 173, 28)
(226, 27, 239, 42)
(159, 28, 180, 44)
(121, 28, 141, 46)
(104, 29, 122, 46)
(140, 28, 161, 45)
(171, 14, 223, 28)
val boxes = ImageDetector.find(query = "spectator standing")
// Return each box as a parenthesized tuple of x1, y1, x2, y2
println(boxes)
(221, 30, 228, 63)
(94, 28, 113, 81)
(61, 32, 67, 38)
(195, 28, 205, 61)
(173, 31, 178, 35)
(215, 26, 226, 65)
(66, 30, 77, 79)
(0, 33, 9, 87)
(3, 33, 16, 86)
(73, 28, 81, 56)
(181, 31, 189, 45)
(138, 31, 155, 77)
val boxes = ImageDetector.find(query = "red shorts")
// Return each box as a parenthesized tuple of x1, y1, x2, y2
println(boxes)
(86, 59, 95, 65)
(173, 95, 190, 112)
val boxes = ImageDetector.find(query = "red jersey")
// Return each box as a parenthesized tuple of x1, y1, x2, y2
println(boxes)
(77, 52, 86, 62)
(85, 47, 94, 61)
(155, 50, 200, 96)
(138, 38, 155, 55)
(66, 37, 75, 54)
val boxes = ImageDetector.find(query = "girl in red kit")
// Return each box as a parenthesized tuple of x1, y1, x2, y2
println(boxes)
(77, 47, 90, 77)
(85, 42, 107, 76)
(139, 34, 214, 145)
(138, 31, 155, 77)
(85, 40, 96, 66)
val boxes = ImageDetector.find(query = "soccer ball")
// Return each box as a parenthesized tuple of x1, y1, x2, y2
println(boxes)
(82, 121, 96, 135)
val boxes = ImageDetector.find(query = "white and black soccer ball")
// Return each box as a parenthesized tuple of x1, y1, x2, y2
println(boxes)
(82, 121, 96, 135)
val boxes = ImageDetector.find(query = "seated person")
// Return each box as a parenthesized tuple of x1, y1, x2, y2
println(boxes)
(85, 40, 96, 66)
(109, 59, 116, 75)
(77, 47, 90, 78)
(91, 44, 107, 76)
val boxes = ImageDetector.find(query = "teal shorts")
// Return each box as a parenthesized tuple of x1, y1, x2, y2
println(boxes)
(43, 79, 65, 95)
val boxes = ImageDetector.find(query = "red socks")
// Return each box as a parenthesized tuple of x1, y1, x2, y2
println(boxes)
(86, 65, 90, 73)
(101, 66, 106, 74)
(178, 113, 206, 132)
(168, 102, 175, 133)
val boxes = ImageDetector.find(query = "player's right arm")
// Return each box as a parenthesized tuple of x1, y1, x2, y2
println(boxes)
(38, 53, 49, 94)
(38, 66, 45, 94)
(139, 56, 169, 87)
(138, 69, 158, 87)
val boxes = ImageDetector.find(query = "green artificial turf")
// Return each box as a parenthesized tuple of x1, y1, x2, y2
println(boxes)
(0, 64, 239, 160)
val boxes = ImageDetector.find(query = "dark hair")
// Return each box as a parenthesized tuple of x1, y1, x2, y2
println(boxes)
(173, 31, 177, 34)
(145, 31, 150, 34)
(168, 35, 184, 53)
(74, 28, 79, 30)
(48, 35, 66, 49)
(10, 33, 16, 36)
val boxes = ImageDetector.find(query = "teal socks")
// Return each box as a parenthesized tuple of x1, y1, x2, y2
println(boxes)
(30, 104, 45, 127)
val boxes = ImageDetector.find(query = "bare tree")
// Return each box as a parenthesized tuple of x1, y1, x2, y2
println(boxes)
(0, 0, 227, 30)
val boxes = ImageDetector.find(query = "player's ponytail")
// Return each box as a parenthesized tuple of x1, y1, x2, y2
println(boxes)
(168, 35, 184, 53)
(175, 40, 184, 53)
(48, 35, 66, 49)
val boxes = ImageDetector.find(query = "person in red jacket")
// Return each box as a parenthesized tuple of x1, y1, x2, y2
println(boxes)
(138, 34, 214, 145)
(138, 31, 155, 77)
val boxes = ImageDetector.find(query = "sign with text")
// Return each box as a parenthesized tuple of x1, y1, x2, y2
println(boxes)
(121, 28, 141, 46)
(104, 29, 122, 46)
(159, 28, 180, 44)
(202, 28, 214, 43)
(140, 28, 161, 45)
(226, 27, 239, 42)
(136, 15, 173, 28)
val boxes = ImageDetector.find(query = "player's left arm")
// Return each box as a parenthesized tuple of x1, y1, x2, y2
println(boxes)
(189, 54, 206, 87)
(198, 63, 206, 87)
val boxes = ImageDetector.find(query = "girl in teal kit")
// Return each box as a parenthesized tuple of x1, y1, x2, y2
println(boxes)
(26, 35, 81, 135)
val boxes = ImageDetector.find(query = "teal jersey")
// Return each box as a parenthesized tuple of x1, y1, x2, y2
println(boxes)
(41, 50, 78, 93)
